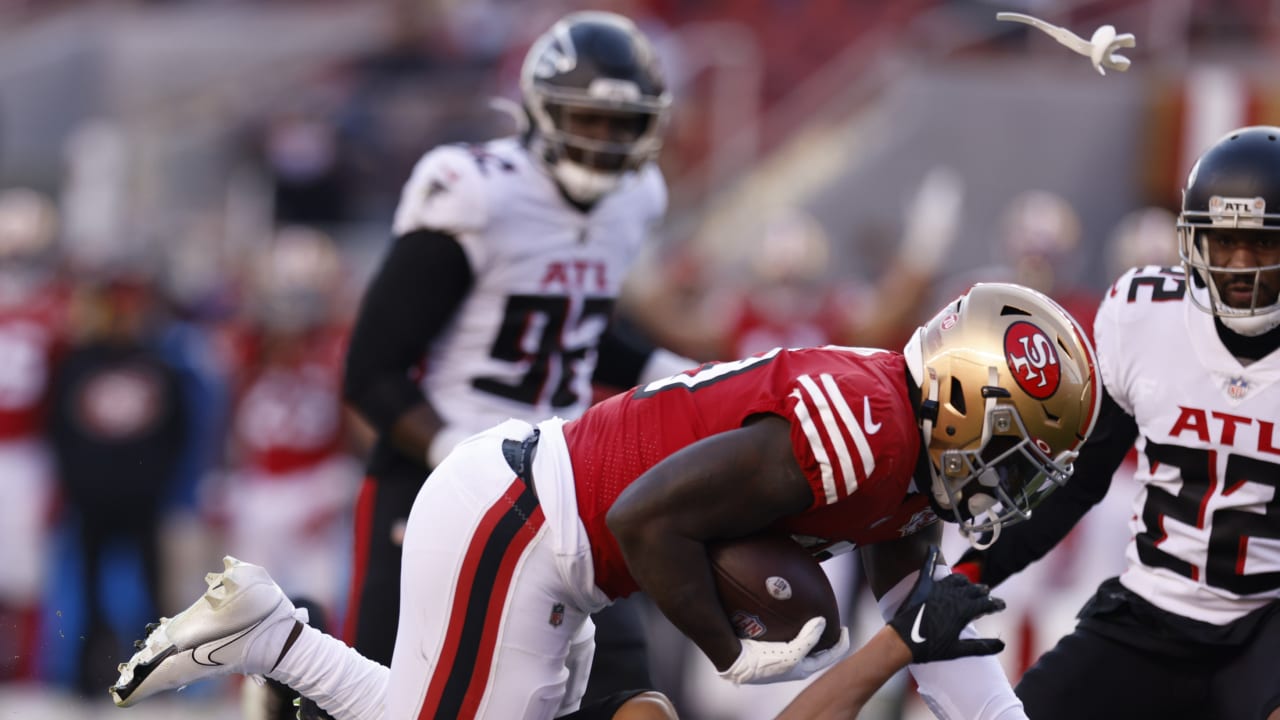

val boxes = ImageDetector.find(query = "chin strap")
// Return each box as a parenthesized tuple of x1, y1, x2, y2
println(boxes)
(962, 515, 1002, 550)
(919, 369, 940, 446)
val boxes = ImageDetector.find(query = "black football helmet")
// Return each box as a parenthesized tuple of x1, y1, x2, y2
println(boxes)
(520, 11, 670, 204)
(1178, 125, 1280, 335)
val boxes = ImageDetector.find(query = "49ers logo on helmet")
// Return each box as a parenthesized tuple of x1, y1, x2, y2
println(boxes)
(1004, 321, 1060, 400)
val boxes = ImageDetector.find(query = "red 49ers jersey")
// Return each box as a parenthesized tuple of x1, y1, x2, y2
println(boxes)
(564, 346, 935, 599)
(0, 287, 67, 439)
(230, 327, 350, 475)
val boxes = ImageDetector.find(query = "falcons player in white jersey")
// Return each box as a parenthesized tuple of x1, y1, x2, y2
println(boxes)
(956, 126, 1280, 720)
(111, 282, 1101, 720)
(339, 11, 693, 718)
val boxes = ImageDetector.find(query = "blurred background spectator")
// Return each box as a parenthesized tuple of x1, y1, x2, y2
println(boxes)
(0, 0, 1275, 718)
(206, 226, 360, 622)
(48, 265, 188, 697)
(0, 187, 65, 686)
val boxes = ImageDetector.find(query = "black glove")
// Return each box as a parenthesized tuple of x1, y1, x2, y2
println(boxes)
(887, 545, 1006, 663)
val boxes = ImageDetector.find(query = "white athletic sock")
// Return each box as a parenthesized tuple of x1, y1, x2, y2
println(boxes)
(243, 609, 309, 676)
(269, 625, 388, 720)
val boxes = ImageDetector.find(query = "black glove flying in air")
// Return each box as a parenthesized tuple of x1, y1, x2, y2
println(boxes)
(887, 545, 1007, 663)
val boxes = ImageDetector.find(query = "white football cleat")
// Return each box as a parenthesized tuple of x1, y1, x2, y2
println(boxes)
(110, 556, 306, 707)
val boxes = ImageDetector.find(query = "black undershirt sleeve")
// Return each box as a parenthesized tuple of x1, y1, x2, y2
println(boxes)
(593, 312, 661, 390)
(342, 229, 473, 435)
(965, 388, 1139, 587)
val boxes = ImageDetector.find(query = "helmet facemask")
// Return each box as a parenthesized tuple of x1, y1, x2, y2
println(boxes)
(920, 366, 1076, 548)
(532, 99, 666, 203)
(1177, 214, 1280, 337)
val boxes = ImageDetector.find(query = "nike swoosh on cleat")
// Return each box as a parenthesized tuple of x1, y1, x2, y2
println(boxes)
(863, 396, 882, 435)
(191, 620, 263, 667)
(910, 604, 927, 644)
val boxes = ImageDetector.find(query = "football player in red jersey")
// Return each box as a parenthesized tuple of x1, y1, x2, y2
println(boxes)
(218, 228, 360, 620)
(113, 282, 1101, 720)
(955, 126, 1280, 720)
(0, 187, 67, 682)
(339, 13, 693, 717)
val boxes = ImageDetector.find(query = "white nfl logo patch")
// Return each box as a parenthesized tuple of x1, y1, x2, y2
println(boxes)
(765, 576, 792, 601)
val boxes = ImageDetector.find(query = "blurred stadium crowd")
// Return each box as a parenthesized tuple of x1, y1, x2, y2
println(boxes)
(0, 0, 1276, 718)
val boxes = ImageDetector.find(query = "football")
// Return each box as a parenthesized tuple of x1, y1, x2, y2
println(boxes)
(709, 532, 841, 651)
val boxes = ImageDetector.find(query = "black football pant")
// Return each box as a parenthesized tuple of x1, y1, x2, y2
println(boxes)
(1017, 604, 1280, 719)
(345, 474, 421, 666)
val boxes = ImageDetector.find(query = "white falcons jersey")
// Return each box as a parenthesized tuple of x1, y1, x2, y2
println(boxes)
(1096, 266, 1280, 625)
(392, 137, 666, 433)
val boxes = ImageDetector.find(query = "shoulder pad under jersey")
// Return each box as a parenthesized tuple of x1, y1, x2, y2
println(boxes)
(392, 143, 516, 237)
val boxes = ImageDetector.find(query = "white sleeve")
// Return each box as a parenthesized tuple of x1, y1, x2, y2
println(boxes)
(391, 146, 491, 267)
(637, 348, 698, 385)
(876, 565, 1028, 720)
(1092, 276, 1132, 415)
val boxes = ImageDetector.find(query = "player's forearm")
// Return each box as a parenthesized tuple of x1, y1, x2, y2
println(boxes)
(387, 402, 447, 468)
(609, 518, 742, 669)
(965, 389, 1137, 586)
(342, 228, 473, 437)
(775, 626, 910, 720)
(966, 484, 1097, 586)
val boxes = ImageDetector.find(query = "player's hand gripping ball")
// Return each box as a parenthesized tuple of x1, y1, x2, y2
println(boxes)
(709, 532, 842, 651)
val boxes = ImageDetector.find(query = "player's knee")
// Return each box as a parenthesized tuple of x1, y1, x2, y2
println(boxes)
(612, 691, 678, 720)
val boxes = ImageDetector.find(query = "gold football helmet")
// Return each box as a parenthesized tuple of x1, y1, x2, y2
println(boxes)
(903, 283, 1101, 546)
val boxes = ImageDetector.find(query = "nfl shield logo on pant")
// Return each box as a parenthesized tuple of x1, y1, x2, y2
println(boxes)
(549, 602, 565, 627)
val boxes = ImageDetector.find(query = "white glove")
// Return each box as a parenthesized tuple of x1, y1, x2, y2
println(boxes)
(718, 617, 852, 685)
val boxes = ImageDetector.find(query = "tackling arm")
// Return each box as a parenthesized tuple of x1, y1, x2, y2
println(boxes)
(777, 547, 1006, 720)
(342, 229, 474, 468)
(865, 532, 1028, 720)
(956, 388, 1138, 586)
(592, 313, 699, 394)
(606, 414, 814, 673)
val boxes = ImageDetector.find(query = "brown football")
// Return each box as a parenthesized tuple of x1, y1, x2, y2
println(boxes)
(708, 532, 841, 651)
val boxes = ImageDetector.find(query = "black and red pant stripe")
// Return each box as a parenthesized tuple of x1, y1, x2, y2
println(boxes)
(419, 478, 542, 720)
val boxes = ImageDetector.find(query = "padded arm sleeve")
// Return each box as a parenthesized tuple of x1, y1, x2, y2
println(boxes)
(342, 229, 473, 434)
(592, 314, 658, 390)
(593, 313, 697, 389)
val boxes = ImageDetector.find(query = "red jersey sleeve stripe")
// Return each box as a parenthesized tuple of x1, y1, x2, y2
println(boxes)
(817, 373, 875, 487)
(797, 375, 856, 503)
(791, 386, 841, 505)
